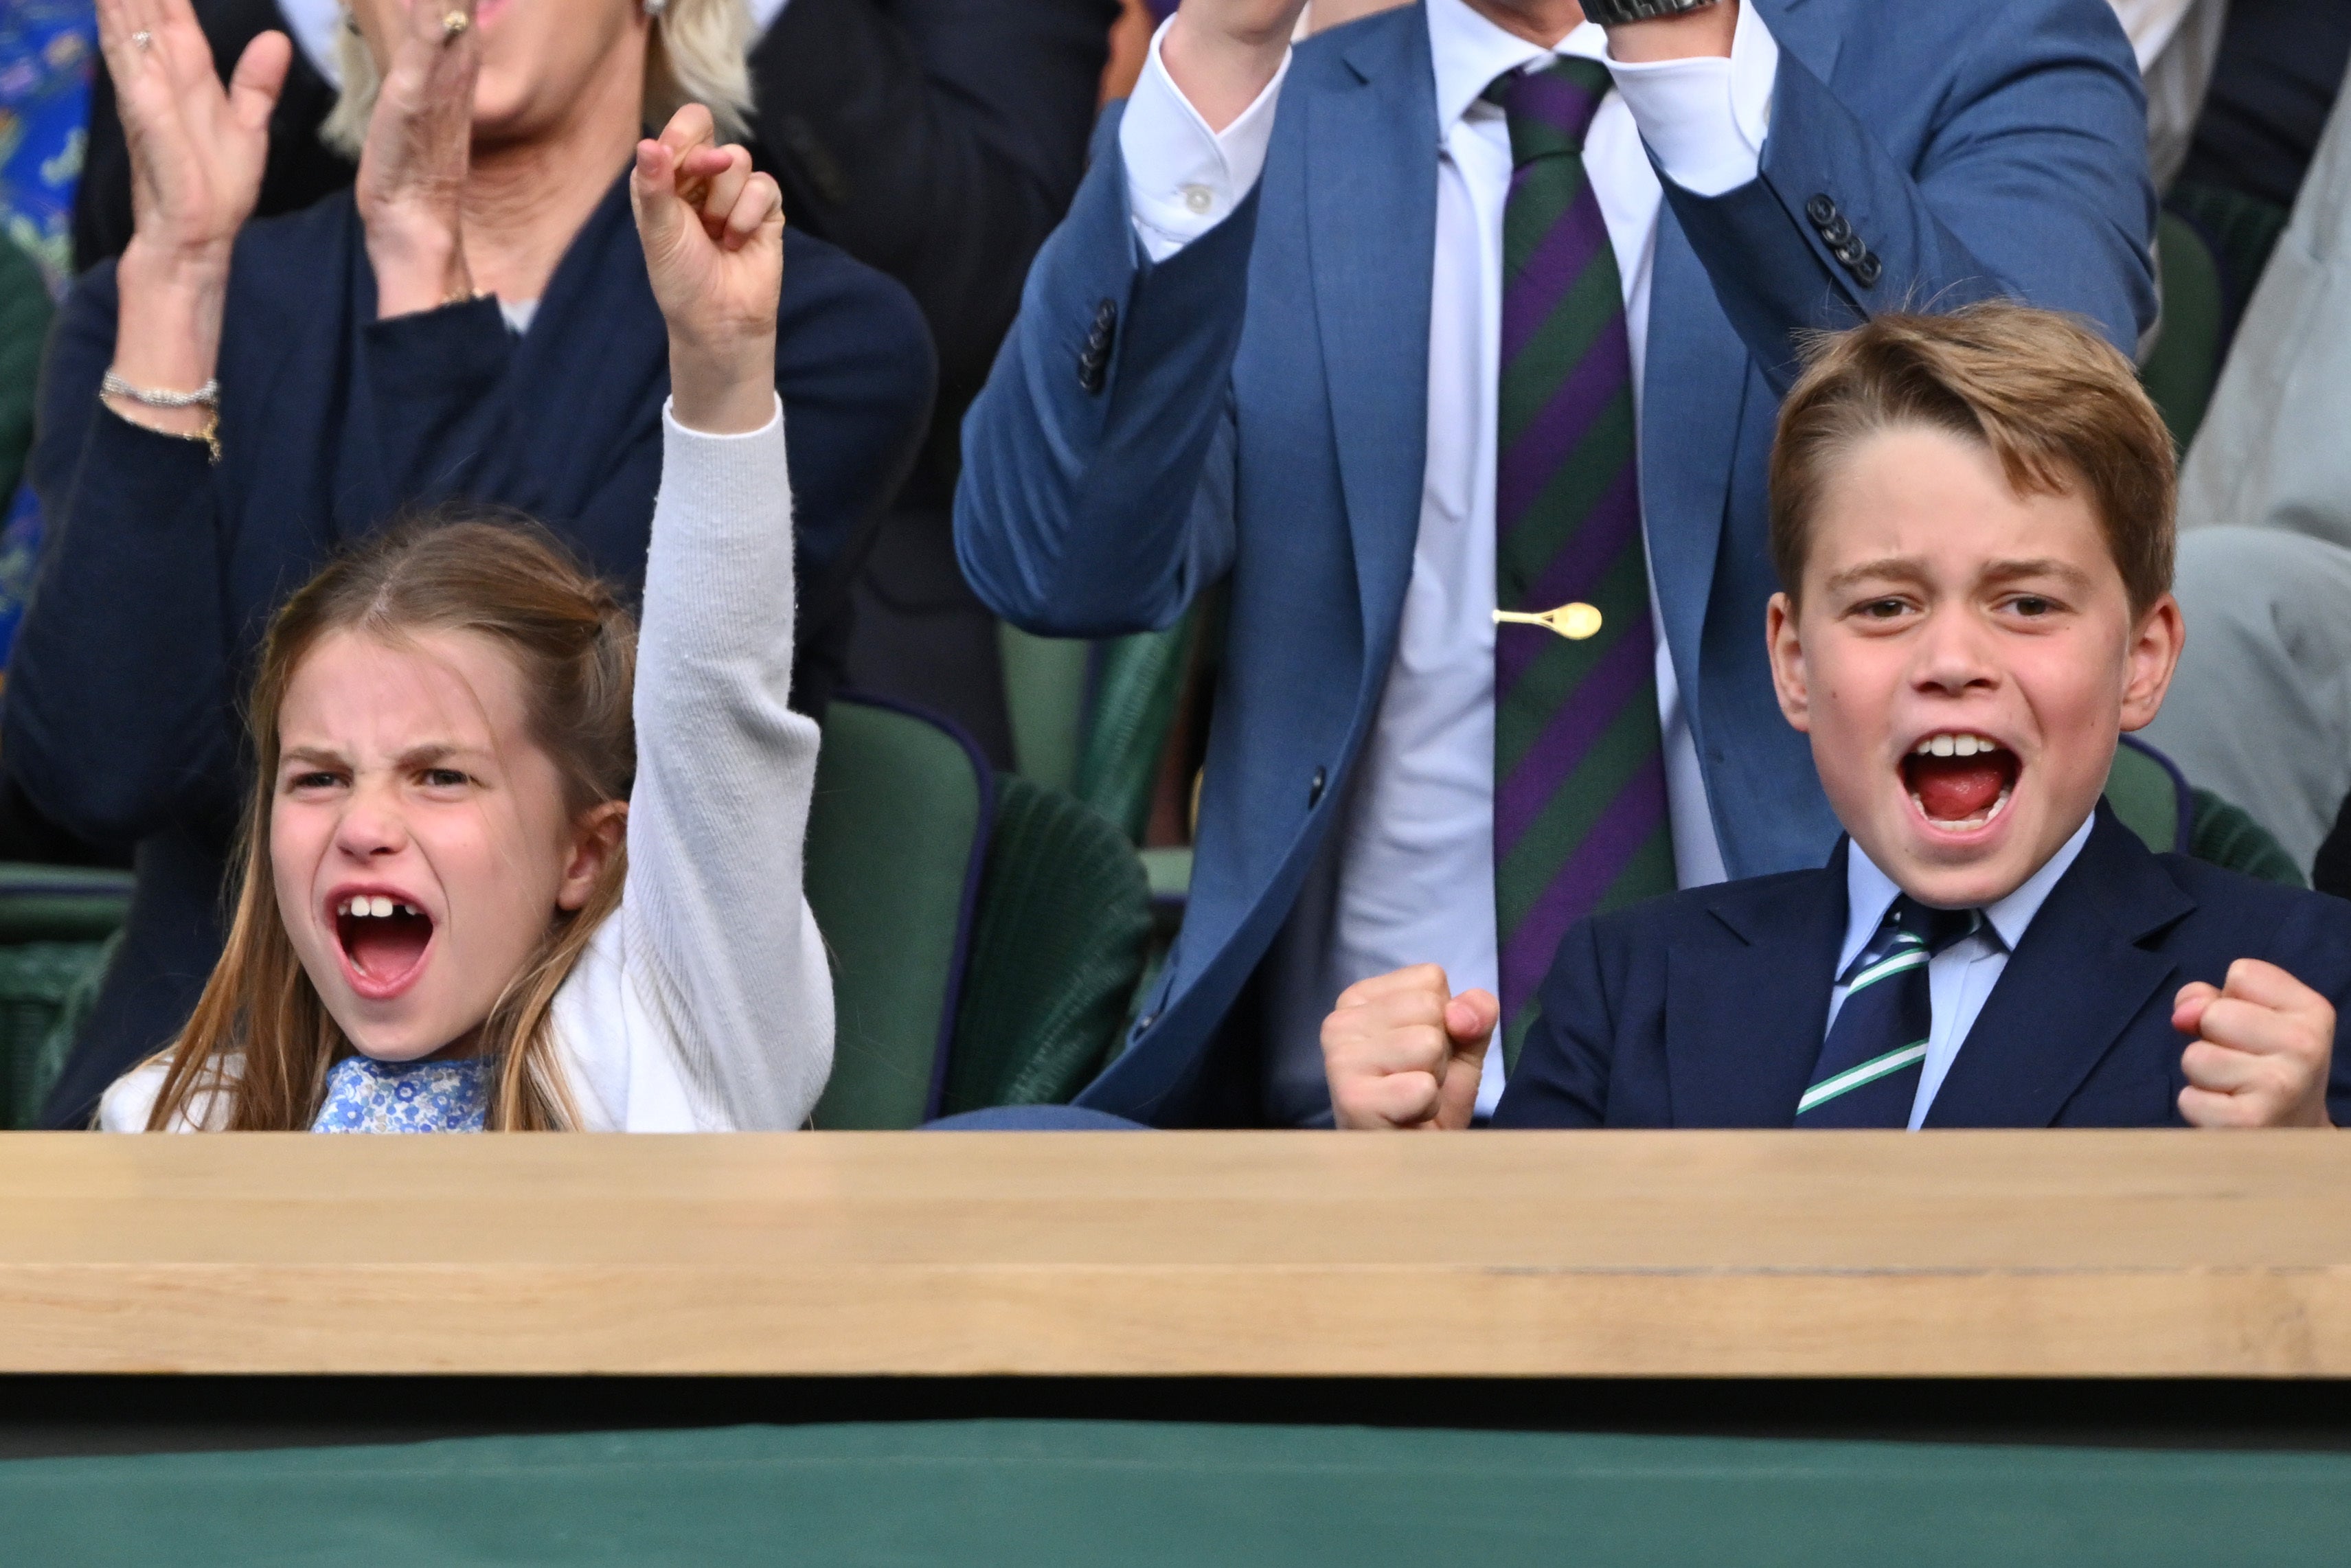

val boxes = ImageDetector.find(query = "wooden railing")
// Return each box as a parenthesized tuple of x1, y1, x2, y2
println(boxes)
(3, 1130, 2347, 1376)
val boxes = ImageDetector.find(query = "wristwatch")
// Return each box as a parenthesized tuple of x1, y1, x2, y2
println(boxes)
(1580, 0, 1722, 24)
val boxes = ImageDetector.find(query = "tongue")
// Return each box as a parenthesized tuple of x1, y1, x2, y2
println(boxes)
(1911, 755, 2006, 822)
(348, 916, 431, 979)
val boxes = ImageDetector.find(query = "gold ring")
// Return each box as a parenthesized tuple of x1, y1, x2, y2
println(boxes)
(441, 11, 470, 39)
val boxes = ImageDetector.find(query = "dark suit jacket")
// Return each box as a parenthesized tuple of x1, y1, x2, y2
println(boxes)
(10, 179, 933, 1128)
(957, 0, 2155, 1125)
(1495, 806, 2351, 1129)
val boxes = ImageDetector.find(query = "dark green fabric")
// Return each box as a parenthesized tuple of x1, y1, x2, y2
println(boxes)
(0, 935, 116, 1130)
(0, 236, 52, 508)
(0, 866, 131, 1128)
(946, 775, 1149, 1113)
(1074, 617, 1193, 844)
(803, 701, 987, 1128)
(8, 1418, 2351, 1565)
(2165, 182, 2291, 320)
(2190, 786, 2307, 887)
(2142, 209, 2225, 449)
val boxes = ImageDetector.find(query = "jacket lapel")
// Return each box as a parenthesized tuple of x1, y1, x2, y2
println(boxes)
(1666, 845, 1848, 1124)
(1923, 806, 2197, 1127)
(1308, 14, 1440, 688)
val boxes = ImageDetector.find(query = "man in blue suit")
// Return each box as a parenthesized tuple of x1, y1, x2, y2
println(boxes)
(1324, 305, 2351, 1132)
(956, 0, 2155, 1126)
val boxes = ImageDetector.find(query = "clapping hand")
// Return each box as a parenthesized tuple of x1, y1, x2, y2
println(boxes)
(2175, 959, 2337, 1128)
(97, 0, 288, 426)
(630, 104, 784, 437)
(357, 0, 482, 318)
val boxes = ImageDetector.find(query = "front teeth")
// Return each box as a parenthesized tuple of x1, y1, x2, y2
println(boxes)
(1913, 732, 2001, 758)
(338, 897, 419, 918)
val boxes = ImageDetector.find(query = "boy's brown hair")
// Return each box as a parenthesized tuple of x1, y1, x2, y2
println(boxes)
(1769, 302, 2176, 615)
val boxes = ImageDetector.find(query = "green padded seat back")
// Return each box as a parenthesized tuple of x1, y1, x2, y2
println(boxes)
(2142, 209, 2225, 449)
(0, 866, 133, 1128)
(944, 775, 1150, 1115)
(2165, 182, 2291, 330)
(1075, 620, 1193, 844)
(803, 698, 992, 1128)
(2103, 735, 2191, 856)
(998, 624, 1091, 795)
(2103, 736, 2304, 887)
(2188, 788, 2306, 887)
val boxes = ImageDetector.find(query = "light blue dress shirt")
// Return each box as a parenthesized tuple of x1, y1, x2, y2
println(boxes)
(1831, 813, 2097, 1129)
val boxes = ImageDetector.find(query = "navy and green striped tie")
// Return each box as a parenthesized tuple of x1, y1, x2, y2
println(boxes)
(1795, 896, 1981, 1128)
(1490, 57, 1675, 1067)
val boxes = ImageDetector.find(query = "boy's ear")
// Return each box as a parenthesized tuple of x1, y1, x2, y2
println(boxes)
(1766, 591, 1813, 733)
(556, 801, 629, 913)
(2117, 591, 2185, 734)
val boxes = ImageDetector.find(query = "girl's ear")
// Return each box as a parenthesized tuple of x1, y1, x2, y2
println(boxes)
(555, 800, 628, 913)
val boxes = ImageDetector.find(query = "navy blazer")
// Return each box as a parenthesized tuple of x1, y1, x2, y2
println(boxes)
(1495, 806, 2351, 1128)
(955, 0, 2154, 1124)
(10, 176, 935, 1127)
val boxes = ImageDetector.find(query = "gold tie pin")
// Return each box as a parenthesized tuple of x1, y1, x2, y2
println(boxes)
(1492, 602, 1603, 640)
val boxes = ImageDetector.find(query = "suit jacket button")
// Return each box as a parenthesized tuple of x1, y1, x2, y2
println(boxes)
(1820, 213, 1854, 248)
(1832, 238, 1866, 267)
(1135, 1012, 1158, 1032)
(1852, 252, 1883, 287)
(1092, 297, 1117, 332)
(1308, 766, 1328, 807)
(1805, 193, 1838, 228)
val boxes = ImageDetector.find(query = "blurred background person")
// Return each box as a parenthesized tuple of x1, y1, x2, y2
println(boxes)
(8, 0, 933, 1128)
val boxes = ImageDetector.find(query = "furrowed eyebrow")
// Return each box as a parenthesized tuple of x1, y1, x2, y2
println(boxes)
(1821, 558, 1929, 595)
(1978, 557, 2094, 591)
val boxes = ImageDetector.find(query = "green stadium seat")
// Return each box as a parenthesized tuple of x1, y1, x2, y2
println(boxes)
(2104, 734, 2303, 887)
(942, 775, 1150, 1115)
(803, 698, 993, 1128)
(0, 865, 133, 1128)
(2142, 208, 2225, 449)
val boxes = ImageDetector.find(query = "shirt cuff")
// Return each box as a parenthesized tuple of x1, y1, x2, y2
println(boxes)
(662, 394, 785, 443)
(1605, 0, 1779, 198)
(1119, 17, 1292, 264)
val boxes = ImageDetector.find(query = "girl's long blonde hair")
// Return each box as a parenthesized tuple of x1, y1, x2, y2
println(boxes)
(145, 516, 637, 1132)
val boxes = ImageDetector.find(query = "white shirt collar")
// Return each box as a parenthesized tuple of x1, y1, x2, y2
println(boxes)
(1839, 810, 2099, 976)
(1425, 0, 1609, 133)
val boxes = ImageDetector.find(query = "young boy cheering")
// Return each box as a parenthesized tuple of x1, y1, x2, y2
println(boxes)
(1324, 303, 2351, 1132)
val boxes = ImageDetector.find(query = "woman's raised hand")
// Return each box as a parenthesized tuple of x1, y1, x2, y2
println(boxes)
(631, 105, 785, 437)
(101, 0, 288, 265)
(357, 0, 481, 318)
(99, 0, 288, 424)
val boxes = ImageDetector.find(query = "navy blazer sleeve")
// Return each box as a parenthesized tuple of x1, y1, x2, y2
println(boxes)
(1665, 0, 2156, 380)
(955, 109, 1255, 637)
(7, 267, 242, 845)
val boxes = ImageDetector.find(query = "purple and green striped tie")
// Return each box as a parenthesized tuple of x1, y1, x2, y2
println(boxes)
(1490, 58, 1675, 1067)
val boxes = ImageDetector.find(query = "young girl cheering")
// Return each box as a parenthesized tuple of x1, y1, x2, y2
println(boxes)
(100, 109, 831, 1132)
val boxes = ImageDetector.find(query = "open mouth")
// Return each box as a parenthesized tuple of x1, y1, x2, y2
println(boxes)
(334, 894, 435, 993)
(1900, 733, 2020, 834)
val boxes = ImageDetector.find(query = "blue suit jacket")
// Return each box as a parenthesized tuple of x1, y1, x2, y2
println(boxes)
(955, 0, 2155, 1124)
(1496, 806, 2351, 1128)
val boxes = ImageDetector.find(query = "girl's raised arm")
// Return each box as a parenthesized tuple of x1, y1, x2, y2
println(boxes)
(563, 109, 831, 1129)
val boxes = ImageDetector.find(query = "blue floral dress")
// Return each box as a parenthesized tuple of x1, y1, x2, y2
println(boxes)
(310, 1056, 492, 1133)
